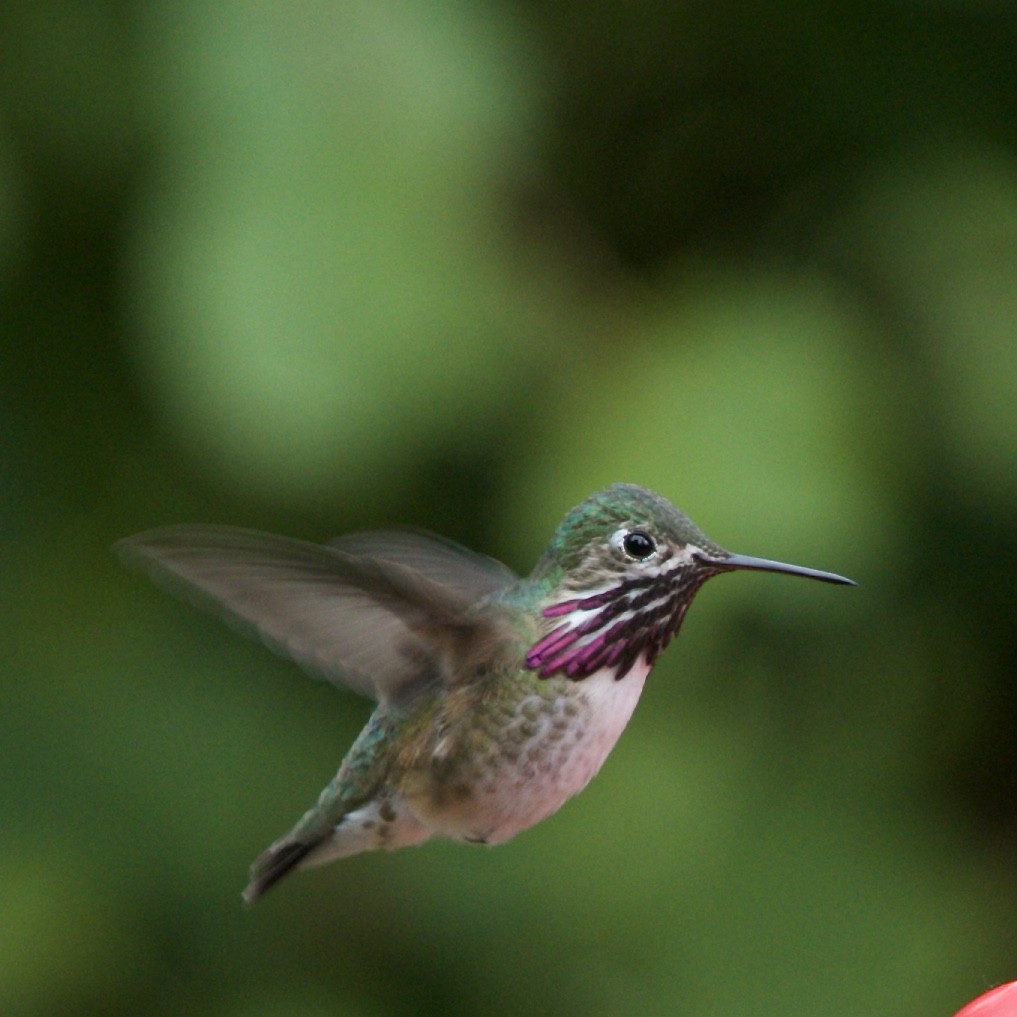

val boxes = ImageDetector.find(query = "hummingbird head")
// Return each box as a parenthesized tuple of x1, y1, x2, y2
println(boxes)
(526, 483, 853, 682)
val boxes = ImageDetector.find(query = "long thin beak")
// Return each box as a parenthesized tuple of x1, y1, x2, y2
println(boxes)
(706, 552, 855, 586)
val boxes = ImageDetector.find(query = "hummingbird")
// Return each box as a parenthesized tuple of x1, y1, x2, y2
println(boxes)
(117, 483, 853, 903)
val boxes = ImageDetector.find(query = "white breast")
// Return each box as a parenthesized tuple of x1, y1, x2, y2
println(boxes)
(481, 661, 651, 844)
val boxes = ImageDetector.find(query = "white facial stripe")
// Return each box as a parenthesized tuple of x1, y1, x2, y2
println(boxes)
(635, 592, 672, 615)
(672, 543, 703, 565)
(636, 543, 701, 580)
(562, 583, 618, 625)
(609, 528, 634, 554)
(570, 609, 636, 650)
(551, 542, 709, 649)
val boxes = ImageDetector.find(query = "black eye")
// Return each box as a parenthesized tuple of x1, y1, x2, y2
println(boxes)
(622, 530, 656, 560)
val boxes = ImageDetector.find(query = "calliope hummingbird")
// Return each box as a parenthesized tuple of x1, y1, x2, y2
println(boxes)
(118, 483, 853, 902)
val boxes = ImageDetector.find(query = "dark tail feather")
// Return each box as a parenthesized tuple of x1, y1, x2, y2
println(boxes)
(242, 839, 316, 905)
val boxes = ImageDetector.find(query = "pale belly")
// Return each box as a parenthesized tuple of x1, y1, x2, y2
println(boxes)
(404, 662, 651, 845)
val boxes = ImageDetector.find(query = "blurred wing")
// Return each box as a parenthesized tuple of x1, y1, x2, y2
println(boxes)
(329, 529, 517, 601)
(116, 526, 517, 707)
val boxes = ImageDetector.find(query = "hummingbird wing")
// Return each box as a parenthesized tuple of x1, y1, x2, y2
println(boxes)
(116, 526, 518, 707)
(328, 529, 516, 601)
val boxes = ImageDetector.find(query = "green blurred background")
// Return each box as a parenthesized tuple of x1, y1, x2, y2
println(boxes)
(4, 2, 1017, 1015)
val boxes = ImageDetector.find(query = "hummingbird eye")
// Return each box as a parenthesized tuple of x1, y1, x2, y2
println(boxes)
(621, 529, 656, 561)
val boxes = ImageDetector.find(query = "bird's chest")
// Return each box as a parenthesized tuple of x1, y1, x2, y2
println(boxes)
(404, 663, 650, 844)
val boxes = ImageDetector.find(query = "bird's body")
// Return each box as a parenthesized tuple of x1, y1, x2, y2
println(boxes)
(291, 662, 648, 873)
(117, 483, 852, 902)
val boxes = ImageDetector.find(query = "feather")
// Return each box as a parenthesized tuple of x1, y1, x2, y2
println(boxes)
(329, 529, 515, 601)
(116, 526, 518, 707)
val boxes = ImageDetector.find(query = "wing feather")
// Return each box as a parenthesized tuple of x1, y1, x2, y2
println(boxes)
(116, 526, 518, 707)
(329, 529, 516, 601)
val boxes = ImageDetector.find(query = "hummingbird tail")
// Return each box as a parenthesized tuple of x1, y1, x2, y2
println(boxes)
(243, 838, 316, 905)
(242, 796, 433, 903)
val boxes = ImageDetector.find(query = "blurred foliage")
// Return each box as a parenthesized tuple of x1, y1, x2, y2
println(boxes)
(3, 2, 1017, 1015)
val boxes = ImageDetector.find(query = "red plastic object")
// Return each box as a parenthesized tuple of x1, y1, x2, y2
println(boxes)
(954, 981, 1017, 1017)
